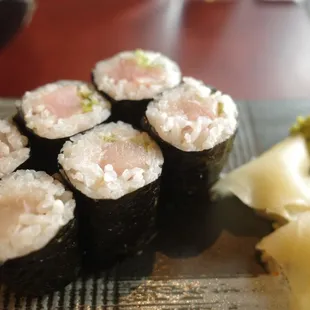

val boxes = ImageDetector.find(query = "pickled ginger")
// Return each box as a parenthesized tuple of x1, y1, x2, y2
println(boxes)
(212, 116, 310, 310)
(257, 212, 310, 310)
(212, 116, 310, 223)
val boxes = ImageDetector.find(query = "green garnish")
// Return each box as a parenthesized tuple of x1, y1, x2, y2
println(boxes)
(217, 102, 224, 116)
(134, 49, 162, 69)
(78, 88, 92, 99)
(130, 134, 152, 151)
(290, 116, 310, 150)
(77, 86, 99, 113)
(102, 134, 117, 143)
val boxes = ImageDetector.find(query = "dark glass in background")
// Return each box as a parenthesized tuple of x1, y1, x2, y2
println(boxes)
(0, 0, 34, 50)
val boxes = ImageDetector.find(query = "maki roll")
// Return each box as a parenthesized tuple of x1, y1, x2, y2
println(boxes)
(58, 122, 163, 266)
(14, 80, 111, 173)
(143, 77, 238, 202)
(92, 49, 181, 128)
(0, 119, 30, 178)
(0, 170, 80, 296)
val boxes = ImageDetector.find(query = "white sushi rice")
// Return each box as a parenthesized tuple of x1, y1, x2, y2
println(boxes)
(0, 170, 75, 263)
(93, 50, 181, 101)
(18, 80, 111, 139)
(0, 119, 30, 179)
(59, 122, 164, 200)
(146, 77, 238, 152)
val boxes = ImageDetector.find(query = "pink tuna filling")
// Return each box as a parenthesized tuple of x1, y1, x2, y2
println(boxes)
(36, 85, 82, 118)
(0, 196, 42, 235)
(181, 100, 216, 121)
(100, 140, 148, 175)
(106, 58, 165, 86)
(170, 99, 217, 121)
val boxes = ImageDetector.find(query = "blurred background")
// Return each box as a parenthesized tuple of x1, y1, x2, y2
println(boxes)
(0, 0, 310, 100)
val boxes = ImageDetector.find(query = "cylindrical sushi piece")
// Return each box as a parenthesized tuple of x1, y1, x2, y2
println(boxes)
(143, 77, 238, 202)
(92, 49, 181, 129)
(58, 122, 163, 267)
(0, 118, 31, 178)
(14, 80, 111, 174)
(0, 170, 80, 296)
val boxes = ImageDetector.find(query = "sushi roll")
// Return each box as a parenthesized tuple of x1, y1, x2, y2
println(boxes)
(0, 170, 80, 296)
(58, 122, 163, 266)
(14, 80, 111, 174)
(0, 119, 30, 178)
(92, 49, 181, 129)
(143, 77, 238, 202)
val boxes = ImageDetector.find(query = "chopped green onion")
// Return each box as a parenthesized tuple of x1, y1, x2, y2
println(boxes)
(130, 134, 152, 151)
(102, 134, 117, 143)
(217, 102, 224, 116)
(134, 49, 162, 69)
(135, 49, 150, 67)
(290, 116, 310, 151)
(82, 104, 93, 113)
(77, 86, 99, 113)
(78, 89, 92, 99)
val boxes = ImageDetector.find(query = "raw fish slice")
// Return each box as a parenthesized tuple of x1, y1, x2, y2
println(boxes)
(178, 99, 217, 121)
(39, 85, 82, 118)
(100, 140, 148, 175)
(0, 202, 22, 236)
(257, 212, 310, 310)
(107, 58, 165, 85)
(0, 196, 41, 235)
(212, 135, 310, 222)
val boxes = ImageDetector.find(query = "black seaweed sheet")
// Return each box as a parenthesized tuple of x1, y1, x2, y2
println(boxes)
(0, 219, 81, 297)
(13, 155, 32, 172)
(60, 168, 161, 269)
(13, 110, 70, 174)
(141, 116, 236, 205)
(91, 73, 151, 129)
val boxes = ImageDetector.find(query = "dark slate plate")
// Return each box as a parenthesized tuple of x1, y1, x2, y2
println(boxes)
(0, 99, 301, 309)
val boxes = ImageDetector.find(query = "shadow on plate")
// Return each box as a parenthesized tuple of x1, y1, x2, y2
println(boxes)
(155, 193, 272, 258)
(114, 192, 273, 284)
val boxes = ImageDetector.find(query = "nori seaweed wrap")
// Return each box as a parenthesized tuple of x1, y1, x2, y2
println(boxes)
(61, 172, 160, 267)
(58, 122, 163, 267)
(91, 49, 181, 129)
(143, 77, 238, 203)
(0, 170, 80, 296)
(14, 80, 111, 174)
(143, 117, 236, 200)
(91, 86, 151, 130)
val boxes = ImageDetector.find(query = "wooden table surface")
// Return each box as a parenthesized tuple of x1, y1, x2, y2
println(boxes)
(0, 0, 310, 100)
